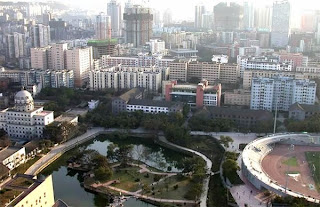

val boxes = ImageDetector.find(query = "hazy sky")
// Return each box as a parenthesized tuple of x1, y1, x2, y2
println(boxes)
(31, 0, 320, 20)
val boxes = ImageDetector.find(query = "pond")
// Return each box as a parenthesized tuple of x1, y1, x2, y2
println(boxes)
(41, 136, 186, 207)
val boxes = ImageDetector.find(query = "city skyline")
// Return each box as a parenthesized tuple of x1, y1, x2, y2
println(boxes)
(17, 0, 320, 21)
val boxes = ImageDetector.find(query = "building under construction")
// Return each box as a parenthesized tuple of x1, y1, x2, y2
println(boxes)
(87, 39, 118, 59)
(123, 5, 153, 48)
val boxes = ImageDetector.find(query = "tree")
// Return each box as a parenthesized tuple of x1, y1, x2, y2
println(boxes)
(43, 122, 77, 143)
(132, 145, 146, 163)
(39, 139, 53, 150)
(219, 136, 234, 148)
(107, 143, 117, 161)
(222, 159, 240, 183)
(108, 144, 133, 166)
(94, 166, 113, 182)
(93, 154, 109, 168)
(0, 129, 10, 147)
(181, 156, 206, 174)
(116, 145, 133, 166)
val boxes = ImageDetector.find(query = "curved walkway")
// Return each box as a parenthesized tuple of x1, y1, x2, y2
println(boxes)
(107, 185, 197, 205)
(158, 136, 212, 207)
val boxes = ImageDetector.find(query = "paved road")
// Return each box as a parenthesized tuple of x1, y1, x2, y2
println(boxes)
(191, 131, 257, 152)
(25, 127, 105, 175)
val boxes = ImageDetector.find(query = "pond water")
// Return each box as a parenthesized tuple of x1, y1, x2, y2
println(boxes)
(41, 136, 186, 207)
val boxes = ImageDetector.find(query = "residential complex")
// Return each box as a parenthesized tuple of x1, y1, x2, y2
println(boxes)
(237, 55, 292, 77)
(0, 68, 74, 88)
(0, 89, 54, 139)
(30, 47, 49, 70)
(89, 66, 164, 92)
(169, 60, 189, 82)
(66, 47, 93, 87)
(250, 77, 316, 111)
(164, 80, 221, 108)
(243, 69, 320, 89)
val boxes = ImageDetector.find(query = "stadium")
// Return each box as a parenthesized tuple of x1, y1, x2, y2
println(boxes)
(242, 133, 320, 203)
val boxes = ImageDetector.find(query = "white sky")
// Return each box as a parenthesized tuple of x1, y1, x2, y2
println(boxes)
(34, 0, 320, 21)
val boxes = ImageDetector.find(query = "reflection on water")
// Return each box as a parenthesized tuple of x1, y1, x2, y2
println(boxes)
(42, 136, 185, 207)
(86, 138, 183, 172)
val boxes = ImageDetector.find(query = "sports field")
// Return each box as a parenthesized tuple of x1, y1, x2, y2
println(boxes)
(305, 151, 320, 190)
(261, 144, 320, 200)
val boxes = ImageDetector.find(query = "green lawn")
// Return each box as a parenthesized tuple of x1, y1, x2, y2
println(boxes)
(143, 175, 191, 200)
(11, 156, 41, 175)
(305, 151, 320, 191)
(283, 157, 298, 167)
(111, 166, 163, 192)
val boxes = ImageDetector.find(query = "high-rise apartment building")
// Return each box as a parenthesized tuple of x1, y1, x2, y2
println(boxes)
(169, 60, 189, 82)
(123, 5, 153, 47)
(66, 47, 93, 87)
(195, 5, 206, 29)
(89, 66, 163, 92)
(202, 13, 214, 30)
(13, 32, 26, 59)
(214, 2, 243, 31)
(243, 2, 255, 30)
(271, 1, 291, 48)
(107, 0, 122, 37)
(250, 77, 316, 111)
(31, 47, 48, 69)
(187, 62, 240, 84)
(254, 6, 272, 30)
(163, 8, 173, 26)
(31, 24, 50, 48)
(237, 55, 292, 77)
(95, 12, 111, 40)
(48, 43, 68, 70)
(145, 39, 166, 54)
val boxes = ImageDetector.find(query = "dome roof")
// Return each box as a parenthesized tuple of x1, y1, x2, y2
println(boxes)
(15, 89, 33, 101)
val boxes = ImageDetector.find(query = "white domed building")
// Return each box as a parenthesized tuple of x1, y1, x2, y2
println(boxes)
(0, 89, 54, 139)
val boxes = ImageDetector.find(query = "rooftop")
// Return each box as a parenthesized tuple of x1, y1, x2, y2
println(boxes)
(289, 103, 320, 113)
(33, 110, 53, 117)
(127, 99, 180, 108)
(0, 146, 23, 161)
(169, 49, 198, 53)
(23, 141, 39, 154)
(87, 39, 118, 46)
(0, 163, 9, 178)
(205, 107, 273, 120)
(4, 174, 47, 207)
(118, 88, 144, 102)
(54, 114, 78, 123)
